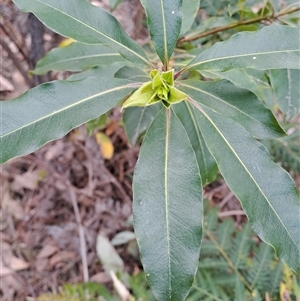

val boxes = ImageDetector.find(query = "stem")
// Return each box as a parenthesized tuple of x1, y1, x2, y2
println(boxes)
(0, 22, 30, 65)
(0, 38, 33, 87)
(177, 7, 300, 44)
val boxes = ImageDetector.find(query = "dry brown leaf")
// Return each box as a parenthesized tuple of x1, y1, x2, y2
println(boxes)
(89, 272, 111, 284)
(12, 171, 41, 190)
(2, 242, 29, 271)
(49, 251, 76, 266)
(0, 75, 14, 91)
(105, 121, 117, 136)
(35, 258, 49, 273)
(0, 274, 24, 301)
(0, 260, 13, 277)
(37, 245, 59, 259)
(1, 188, 24, 220)
(44, 140, 65, 160)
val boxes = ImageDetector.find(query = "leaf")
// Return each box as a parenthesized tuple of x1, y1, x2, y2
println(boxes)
(140, 0, 183, 65)
(32, 42, 125, 75)
(95, 132, 114, 160)
(68, 62, 127, 81)
(1, 77, 135, 163)
(13, 0, 151, 66)
(123, 103, 162, 146)
(58, 38, 74, 48)
(86, 114, 108, 136)
(191, 101, 300, 274)
(96, 233, 124, 274)
(133, 108, 203, 301)
(111, 231, 136, 246)
(269, 69, 300, 121)
(185, 25, 300, 72)
(180, 0, 200, 35)
(122, 69, 186, 109)
(202, 69, 275, 107)
(178, 80, 285, 139)
(173, 101, 218, 186)
(114, 65, 149, 82)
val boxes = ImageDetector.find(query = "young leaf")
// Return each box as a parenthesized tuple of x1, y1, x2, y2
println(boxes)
(180, 0, 200, 35)
(173, 101, 218, 186)
(140, 0, 183, 65)
(1, 78, 135, 163)
(178, 80, 285, 139)
(32, 42, 125, 75)
(13, 0, 151, 67)
(184, 25, 300, 72)
(269, 69, 300, 121)
(133, 108, 203, 301)
(191, 101, 300, 275)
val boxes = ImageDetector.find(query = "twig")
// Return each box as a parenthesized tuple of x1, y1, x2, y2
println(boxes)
(27, 154, 89, 282)
(0, 38, 32, 87)
(218, 210, 245, 218)
(109, 271, 131, 301)
(177, 7, 300, 44)
(102, 163, 132, 204)
(67, 183, 89, 282)
(0, 22, 30, 65)
(219, 191, 234, 208)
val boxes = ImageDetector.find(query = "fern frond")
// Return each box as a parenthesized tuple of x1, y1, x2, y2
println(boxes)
(263, 124, 300, 173)
(217, 218, 235, 251)
(234, 277, 248, 301)
(268, 260, 283, 297)
(247, 243, 273, 291)
(230, 223, 252, 270)
(251, 289, 263, 301)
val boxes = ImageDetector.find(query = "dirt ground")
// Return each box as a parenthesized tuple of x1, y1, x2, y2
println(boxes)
(1, 1, 296, 300)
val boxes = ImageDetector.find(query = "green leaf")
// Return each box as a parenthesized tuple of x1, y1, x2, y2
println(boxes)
(178, 80, 285, 139)
(191, 101, 300, 274)
(180, 0, 200, 35)
(185, 25, 300, 72)
(269, 69, 300, 121)
(13, 0, 151, 67)
(1, 78, 135, 163)
(32, 42, 125, 75)
(67, 62, 128, 81)
(173, 101, 218, 186)
(133, 108, 203, 301)
(123, 103, 162, 146)
(201, 69, 275, 106)
(114, 66, 150, 82)
(140, 0, 183, 65)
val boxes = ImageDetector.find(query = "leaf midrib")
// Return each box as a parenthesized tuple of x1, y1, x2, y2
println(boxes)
(164, 109, 172, 298)
(178, 82, 273, 134)
(188, 49, 300, 70)
(190, 99, 298, 250)
(2, 84, 131, 138)
(160, 0, 168, 63)
(184, 102, 208, 180)
(33, 0, 151, 66)
(36, 53, 121, 69)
